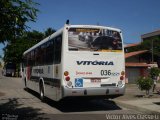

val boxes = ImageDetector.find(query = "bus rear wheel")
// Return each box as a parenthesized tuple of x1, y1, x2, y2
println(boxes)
(40, 83, 44, 101)
(24, 78, 28, 91)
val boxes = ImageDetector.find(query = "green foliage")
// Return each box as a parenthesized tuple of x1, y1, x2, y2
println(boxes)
(0, 0, 39, 43)
(2, 28, 56, 66)
(149, 67, 160, 78)
(136, 77, 153, 95)
(141, 36, 160, 57)
(3, 30, 44, 64)
(44, 28, 56, 38)
(127, 45, 143, 53)
(127, 36, 160, 60)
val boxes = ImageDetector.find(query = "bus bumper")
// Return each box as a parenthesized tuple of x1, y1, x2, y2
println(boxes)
(62, 85, 125, 99)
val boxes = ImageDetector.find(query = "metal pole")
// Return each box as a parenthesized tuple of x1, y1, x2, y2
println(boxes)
(152, 39, 154, 63)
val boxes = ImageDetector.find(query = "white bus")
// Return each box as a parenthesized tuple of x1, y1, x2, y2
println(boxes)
(22, 23, 125, 101)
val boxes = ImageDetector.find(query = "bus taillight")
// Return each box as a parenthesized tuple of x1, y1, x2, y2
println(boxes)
(64, 71, 69, 76)
(65, 76, 70, 81)
(120, 76, 124, 80)
(120, 71, 125, 80)
(121, 71, 125, 76)
(64, 71, 70, 81)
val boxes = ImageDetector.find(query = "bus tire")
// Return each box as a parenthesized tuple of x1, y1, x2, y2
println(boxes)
(24, 78, 28, 91)
(39, 82, 45, 101)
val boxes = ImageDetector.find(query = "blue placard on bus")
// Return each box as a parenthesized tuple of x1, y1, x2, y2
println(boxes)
(75, 78, 83, 87)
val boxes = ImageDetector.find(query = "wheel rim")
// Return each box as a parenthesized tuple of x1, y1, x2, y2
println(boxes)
(40, 87, 44, 99)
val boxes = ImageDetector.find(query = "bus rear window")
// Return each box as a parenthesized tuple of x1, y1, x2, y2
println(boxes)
(68, 28, 122, 51)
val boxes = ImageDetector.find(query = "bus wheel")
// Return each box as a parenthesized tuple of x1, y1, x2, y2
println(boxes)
(24, 79, 28, 91)
(40, 83, 44, 101)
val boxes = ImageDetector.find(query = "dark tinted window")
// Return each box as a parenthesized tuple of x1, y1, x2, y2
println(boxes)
(46, 39, 54, 64)
(24, 34, 62, 66)
(55, 35, 62, 64)
(68, 28, 122, 51)
(6, 63, 16, 69)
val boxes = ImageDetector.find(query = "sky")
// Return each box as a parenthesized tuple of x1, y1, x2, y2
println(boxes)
(0, 0, 160, 56)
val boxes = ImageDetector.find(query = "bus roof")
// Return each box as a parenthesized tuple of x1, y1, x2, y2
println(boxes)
(23, 24, 122, 55)
(23, 27, 64, 55)
(67, 25, 121, 32)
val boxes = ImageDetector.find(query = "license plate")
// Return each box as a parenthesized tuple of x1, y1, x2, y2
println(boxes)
(91, 78, 101, 83)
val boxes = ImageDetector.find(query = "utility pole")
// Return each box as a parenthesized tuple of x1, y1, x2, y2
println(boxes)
(151, 39, 154, 63)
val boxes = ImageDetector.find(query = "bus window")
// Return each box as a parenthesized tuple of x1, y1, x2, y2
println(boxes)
(68, 28, 122, 51)
(46, 39, 54, 64)
(54, 35, 62, 64)
(3, 62, 16, 77)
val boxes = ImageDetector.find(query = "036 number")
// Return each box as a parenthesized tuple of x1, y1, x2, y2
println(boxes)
(101, 70, 111, 76)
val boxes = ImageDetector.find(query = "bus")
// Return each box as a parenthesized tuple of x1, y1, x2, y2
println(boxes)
(22, 23, 125, 101)
(3, 62, 16, 77)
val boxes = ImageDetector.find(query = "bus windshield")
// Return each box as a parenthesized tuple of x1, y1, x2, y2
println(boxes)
(68, 28, 122, 51)
(6, 63, 16, 69)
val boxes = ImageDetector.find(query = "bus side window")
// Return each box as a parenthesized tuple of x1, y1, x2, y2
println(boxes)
(31, 50, 35, 66)
(27, 53, 31, 66)
(23, 56, 27, 67)
(54, 35, 62, 64)
(42, 43, 47, 65)
(36, 47, 41, 65)
(35, 48, 39, 65)
(46, 39, 54, 64)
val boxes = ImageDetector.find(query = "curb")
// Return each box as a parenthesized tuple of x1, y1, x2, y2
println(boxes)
(113, 100, 160, 114)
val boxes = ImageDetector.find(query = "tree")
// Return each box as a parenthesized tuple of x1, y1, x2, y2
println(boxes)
(149, 67, 160, 78)
(2, 27, 56, 77)
(136, 77, 153, 96)
(3, 30, 44, 64)
(136, 67, 160, 96)
(3, 27, 56, 65)
(127, 36, 160, 64)
(44, 27, 56, 37)
(0, 0, 39, 43)
(142, 37, 160, 55)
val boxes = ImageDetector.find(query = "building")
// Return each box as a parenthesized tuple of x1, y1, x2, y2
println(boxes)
(125, 44, 150, 83)
(141, 30, 160, 67)
(141, 30, 160, 42)
(124, 30, 160, 83)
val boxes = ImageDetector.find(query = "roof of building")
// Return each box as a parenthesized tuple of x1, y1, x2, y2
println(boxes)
(125, 50, 148, 58)
(125, 62, 150, 67)
(141, 30, 160, 39)
(124, 43, 140, 48)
